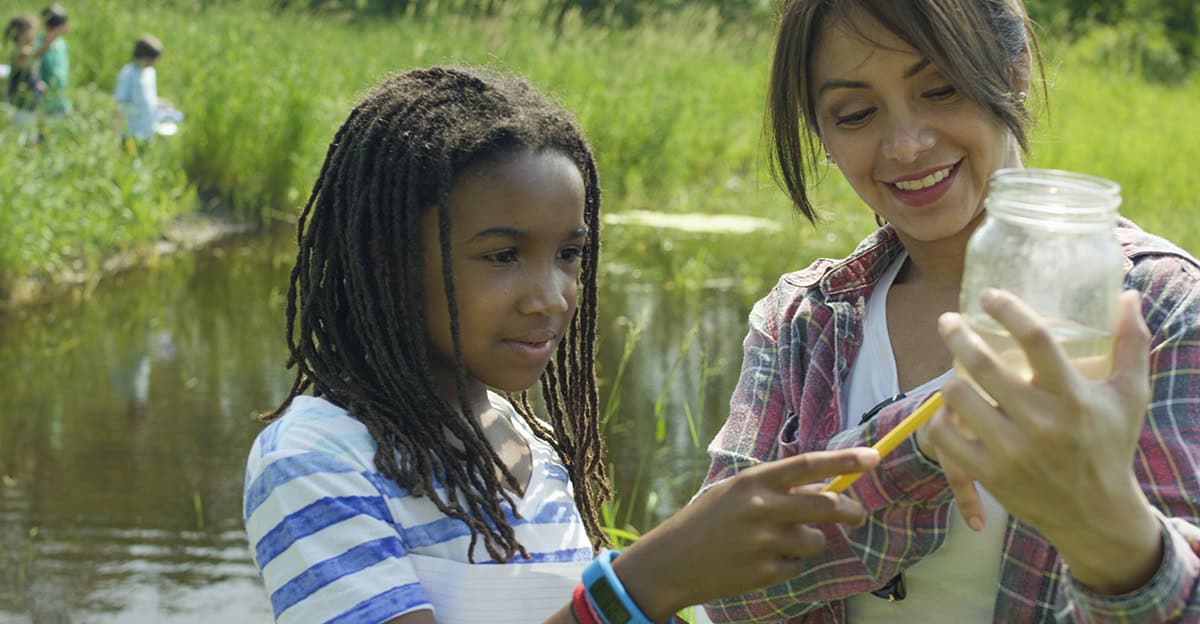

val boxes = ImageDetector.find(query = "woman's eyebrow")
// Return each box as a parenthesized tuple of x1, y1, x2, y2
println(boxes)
(903, 58, 931, 78)
(817, 58, 932, 96)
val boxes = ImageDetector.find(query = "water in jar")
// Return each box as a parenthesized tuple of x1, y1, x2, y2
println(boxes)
(957, 315, 1113, 405)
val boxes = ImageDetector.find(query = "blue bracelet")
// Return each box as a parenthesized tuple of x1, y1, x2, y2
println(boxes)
(582, 549, 671, 624)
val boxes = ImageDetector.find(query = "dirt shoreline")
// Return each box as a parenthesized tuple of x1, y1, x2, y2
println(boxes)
(0, 214, 260, 311)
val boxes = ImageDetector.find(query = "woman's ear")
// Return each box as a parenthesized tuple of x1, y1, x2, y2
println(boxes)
(1010, 46, 1032, 98)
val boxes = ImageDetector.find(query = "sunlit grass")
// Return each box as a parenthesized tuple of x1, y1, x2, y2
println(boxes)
(0, 86, 193, 289)
(1, 0, 1197, 294)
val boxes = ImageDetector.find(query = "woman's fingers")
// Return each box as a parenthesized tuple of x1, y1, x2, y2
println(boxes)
(1109, 290, 1151, 407)
(941, 455, 986, 531)
(937, 312, 1028, 414)
(977, 289, 1078, 394)
(926, 395, 999, 480)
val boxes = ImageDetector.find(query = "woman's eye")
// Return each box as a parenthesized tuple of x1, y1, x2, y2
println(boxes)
(835, 108, 875, 127)
(925, 85, 958, 100)
(484, 249, 518, 264)
(559, 247, 583, 263)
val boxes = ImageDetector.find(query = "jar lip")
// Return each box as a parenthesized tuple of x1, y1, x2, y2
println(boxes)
(987, 167, 1122, 223)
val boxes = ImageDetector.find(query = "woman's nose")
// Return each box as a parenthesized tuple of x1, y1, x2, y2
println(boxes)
(881, 113, 935, 163)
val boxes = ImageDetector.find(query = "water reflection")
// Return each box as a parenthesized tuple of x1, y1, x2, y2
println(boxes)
(0, 224, 765, 622)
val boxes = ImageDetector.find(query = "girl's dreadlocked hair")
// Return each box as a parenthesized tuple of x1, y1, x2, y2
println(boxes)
(266, 66, 610, 561)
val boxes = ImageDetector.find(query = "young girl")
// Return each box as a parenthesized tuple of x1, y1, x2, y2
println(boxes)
(701, 0, 1200, 622)
(4, 14, 41, 141)
(113, 34, 163, 147)
(33, 3, 69, 116)
(243, 66, 880, 624)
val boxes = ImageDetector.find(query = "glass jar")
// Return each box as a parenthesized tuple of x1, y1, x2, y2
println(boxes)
(958, 168, 1124, 390)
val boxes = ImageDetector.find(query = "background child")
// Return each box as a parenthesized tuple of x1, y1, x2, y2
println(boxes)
(243, 65, 879, 624)
(33, 3, 69, 116)
(4, 14, 42, 143)
(113, 34, 161, 148)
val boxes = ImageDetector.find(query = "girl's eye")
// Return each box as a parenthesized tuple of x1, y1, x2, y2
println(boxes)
(835, 108, 875, 128)
(484, 249, 518, 264)
(925, 85, 958, 100)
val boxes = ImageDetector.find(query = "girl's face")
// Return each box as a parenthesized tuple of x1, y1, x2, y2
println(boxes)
(15, 26, 34, 46)
(421, 149, 587, 398)
(812, 12, 1019, 246)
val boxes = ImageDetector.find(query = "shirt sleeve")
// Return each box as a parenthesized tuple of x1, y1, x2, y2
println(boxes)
(41, 40, 66, 88)
(146, 66, 157, 108)
(244, 440, 431, 624)
(1060, 254, 1200, 622)
(700, 283, 789, 488)
(700, 279, 955, 623)
(114, 66, 131, 104)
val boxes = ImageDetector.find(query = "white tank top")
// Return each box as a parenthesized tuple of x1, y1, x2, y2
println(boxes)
(841, 252, 1007, 623)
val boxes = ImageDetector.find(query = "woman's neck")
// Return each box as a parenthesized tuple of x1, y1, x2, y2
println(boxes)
(893, 217, 977, 291)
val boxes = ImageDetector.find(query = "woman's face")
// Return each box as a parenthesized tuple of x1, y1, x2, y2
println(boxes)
(812, 12, 1018, 245)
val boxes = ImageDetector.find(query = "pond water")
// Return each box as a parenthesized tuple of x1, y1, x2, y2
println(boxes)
(0, 222, 775, 622)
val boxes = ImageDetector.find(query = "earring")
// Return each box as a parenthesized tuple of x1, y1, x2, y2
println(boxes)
(1015, 91, 1028, 104)
(825, 151, 835, 164)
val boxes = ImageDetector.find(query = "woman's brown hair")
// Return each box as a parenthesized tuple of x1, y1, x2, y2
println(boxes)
(767, 0, 1045, 222)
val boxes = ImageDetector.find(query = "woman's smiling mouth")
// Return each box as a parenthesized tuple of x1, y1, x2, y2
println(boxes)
(894, 165, 953, 190)
(886, 161, 961, 206)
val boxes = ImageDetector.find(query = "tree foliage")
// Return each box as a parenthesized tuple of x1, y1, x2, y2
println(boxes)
(269, 0, 1197, 79)
(1028, 0, 1197, 77)
(271, 0, 772, 25)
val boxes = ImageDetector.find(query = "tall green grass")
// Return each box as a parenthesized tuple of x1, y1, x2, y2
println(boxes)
(1027, 42, 1200, 246)
(1, 0, 1198, 294)
(0, 86, 193, 290)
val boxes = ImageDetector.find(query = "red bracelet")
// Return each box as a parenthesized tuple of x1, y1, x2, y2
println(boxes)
(572, 582, 601, 624)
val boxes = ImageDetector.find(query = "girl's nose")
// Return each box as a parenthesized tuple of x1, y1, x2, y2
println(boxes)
(518, 267, 572, 316)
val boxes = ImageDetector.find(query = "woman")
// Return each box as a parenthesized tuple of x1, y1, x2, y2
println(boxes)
(700, 1, 1200, 622)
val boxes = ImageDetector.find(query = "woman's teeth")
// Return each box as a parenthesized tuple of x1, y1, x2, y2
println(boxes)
(895, 166, 951, 191)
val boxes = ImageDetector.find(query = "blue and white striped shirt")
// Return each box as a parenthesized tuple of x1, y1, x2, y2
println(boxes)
(243, 394, 593, 624)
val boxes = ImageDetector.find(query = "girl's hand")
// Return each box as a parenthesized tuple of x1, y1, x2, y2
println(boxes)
(612, 448, 880, 620)
(928, 289, 1163, 594)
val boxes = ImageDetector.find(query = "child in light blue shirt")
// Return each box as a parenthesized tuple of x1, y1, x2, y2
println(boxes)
(113, 34, 161, 145)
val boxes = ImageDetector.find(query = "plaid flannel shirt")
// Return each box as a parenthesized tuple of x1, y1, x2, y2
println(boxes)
(701, 219, 1200, 623)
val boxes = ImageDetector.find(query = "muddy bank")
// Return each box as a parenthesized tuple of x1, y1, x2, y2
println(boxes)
(0, 214, 263, 311)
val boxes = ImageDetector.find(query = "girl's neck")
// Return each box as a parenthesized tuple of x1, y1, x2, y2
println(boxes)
(431, 371, 492, 419)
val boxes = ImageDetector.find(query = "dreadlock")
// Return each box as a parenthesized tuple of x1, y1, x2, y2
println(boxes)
(266, 66, 611, 561)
